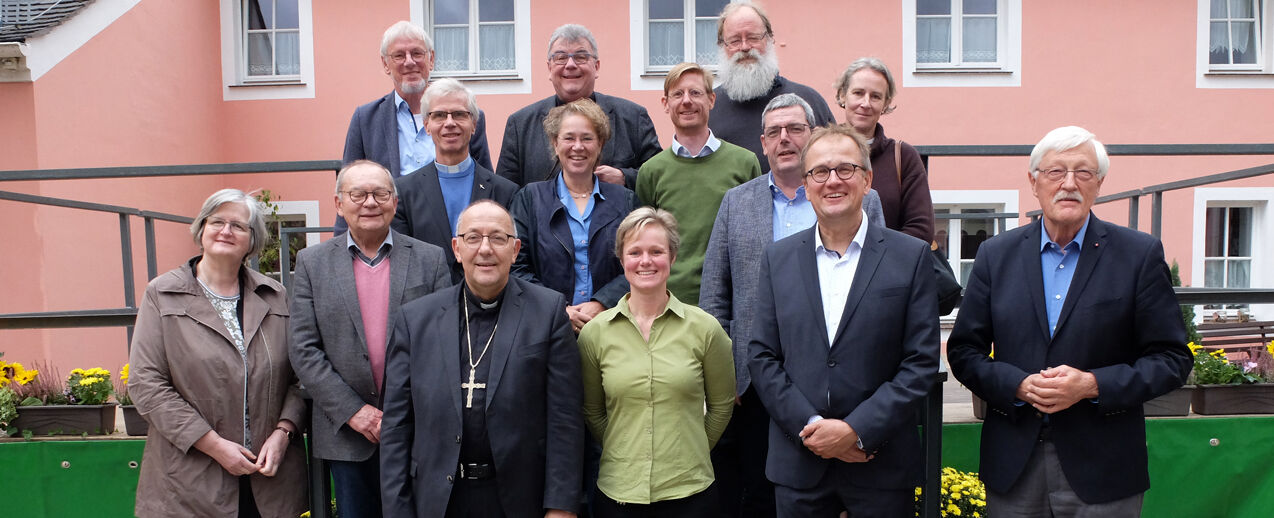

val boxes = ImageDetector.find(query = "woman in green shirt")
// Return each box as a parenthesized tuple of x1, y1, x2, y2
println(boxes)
(577, 207, 735, 517)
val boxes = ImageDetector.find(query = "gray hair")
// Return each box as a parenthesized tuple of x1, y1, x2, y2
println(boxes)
(335, 160, 398, 197)
(190, 188, 270, 259)
(614, 206, 681, 261)
(834, 57, 897, 113)
(1028, 126, 1110, 179)
(547, 24, 598, 58)
(381, 21, 433, 55)
(423, 77, 479, 119)
(457, 199, 519, 239)
(761, 93, 816, 128)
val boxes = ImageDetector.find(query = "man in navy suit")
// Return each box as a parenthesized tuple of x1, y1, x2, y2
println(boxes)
(748, 124, 940, 517)
(947, 126, 1191, 517)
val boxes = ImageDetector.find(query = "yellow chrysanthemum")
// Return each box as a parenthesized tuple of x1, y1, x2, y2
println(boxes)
(1187, 342, 1202, 355)
(1266, 340, 1273, 358)
(120, 363, 130, 384)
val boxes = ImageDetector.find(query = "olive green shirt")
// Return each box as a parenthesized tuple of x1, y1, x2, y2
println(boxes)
(578, 292, 735, 504)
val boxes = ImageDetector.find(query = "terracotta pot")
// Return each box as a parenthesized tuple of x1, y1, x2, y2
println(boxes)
(121, 405, 148, 436)
(1143, 385, 1194, 416)
(12, 403, 118, 435)
(1191, 384, 1274, 415)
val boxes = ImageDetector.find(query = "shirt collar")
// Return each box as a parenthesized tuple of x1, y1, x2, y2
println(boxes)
(347, 230, 394, 254)
(555, 92, 599, 106)
(607, 291, 687, 322)
(767, 172, 806, 201)
(436, 157, 474, 174)
(813, 212, 869, 257)
(555, 174, 605, 201)
(670, 130, 721, 158)
(393, 91, 410, 112)
(1039, 215, 1091, 252)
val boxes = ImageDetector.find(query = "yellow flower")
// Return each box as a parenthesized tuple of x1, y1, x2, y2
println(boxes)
(1187, 342, 1202, 356)
(1266, 340, 1273, 358)
(121, 363, 130, 384)
(0, 377, 8, 387)
(71, 368, 85, 376)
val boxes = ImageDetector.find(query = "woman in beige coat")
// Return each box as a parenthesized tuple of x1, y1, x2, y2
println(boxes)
(129, 189, 307, 518)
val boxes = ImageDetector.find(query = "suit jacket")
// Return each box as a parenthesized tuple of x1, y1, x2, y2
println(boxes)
(509, 179, 638, 308)
(343, 91, 492, 173)
(380, 278, 584, 517)
(288, 231, 451, 462)
(700, 175, 886, 395)
(747, 223, 939, 491)
(390, 162, 519, 283)
(946, 214, 1191, 504)
(495, 92, 661, 189)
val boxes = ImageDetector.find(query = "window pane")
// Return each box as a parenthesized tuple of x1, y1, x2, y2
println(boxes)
(917, 18, 951, 63)
(435, 0, 469, 25)
(1227, 207, 1252, 256)
(247, 33, 274, 75)
(963, 0, 996, 15)
(918, 0, 952, 16)
(696, 0, 730, 18)
(479, 23, 516, 70)
(1228, 259, 1251, 288)
(434, 26, 469, 71)
(247, 0, 271, 30)
(695, 19, 718, 64)
(935, 227, 950, 257)
(1205, 207, 1225, 256)
(960, 260, 974, 286)
(479, 0, 514, 22)
(961, 218, 993, 260)
(1230, 0, 1254, 18)
(649, 0, 683, 19)
(963, 17, 997, 62)
(1204, 259, 1225, 287)
(275, 0, 298, 29)
(1209, 22, 1230, 64)
(1211, 0, 1227, 18)
(1232, 21, 1257, 64)
(648, 20, 684, 66)
(275, 31, 300, 74)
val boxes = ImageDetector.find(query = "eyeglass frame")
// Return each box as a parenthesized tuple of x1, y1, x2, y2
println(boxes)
(1034, 168, 1099, 182)
(456, 231, 516, 249)
(387, 49, 431, 64)
(549, 51, 597, 66)
(426, 110, 473, 123)
(341, 189, 394, 204)
(805, 162, 867, 183)
(720, 32, 770, 51)
(205, 217, 251, 234)
(762, 123, 811, 139)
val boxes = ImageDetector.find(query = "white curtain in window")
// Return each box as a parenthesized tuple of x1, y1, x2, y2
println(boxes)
(275, 31, 300, 75)
(247, 33, 273, 75)
(649, 20, 684, 67)
(479, 24, 516, 71)
(435, 27, 469, 71)
(695, 19, 718, 64)
(916, 18, 951, 63)
(962, 17, 997, 62)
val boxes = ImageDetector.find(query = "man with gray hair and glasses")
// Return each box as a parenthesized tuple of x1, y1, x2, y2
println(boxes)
(497, 23, 661, 188)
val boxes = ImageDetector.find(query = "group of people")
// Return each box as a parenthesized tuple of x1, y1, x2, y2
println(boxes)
(125, 2, 1193, 518)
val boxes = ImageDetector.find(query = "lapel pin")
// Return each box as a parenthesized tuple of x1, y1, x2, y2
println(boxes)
(480, 184, 486, 190)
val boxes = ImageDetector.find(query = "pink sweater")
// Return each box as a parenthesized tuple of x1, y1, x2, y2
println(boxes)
(353, 257, 391, 391)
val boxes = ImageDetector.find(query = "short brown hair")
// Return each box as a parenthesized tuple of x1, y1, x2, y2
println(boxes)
(801, 124, 873, 173)
(716, 2, 773, 45)
(663, 62, 714, 95)
(614, 207, 681, 261)
(543, 98, 611, 155)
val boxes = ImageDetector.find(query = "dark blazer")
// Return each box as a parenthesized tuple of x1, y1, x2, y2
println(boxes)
(380, 278, 584, 517)
(495, 92, 662, 189)
(288, 231, 451, 462)
(390, 162, 519, 283)
(946, 214, 1191, 504)
(509, 179, 638, 308)
(748, 223, 940, 491)
(343, 91, 492, 173)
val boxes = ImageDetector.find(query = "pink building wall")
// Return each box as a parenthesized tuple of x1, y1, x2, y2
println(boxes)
(2, 0, 1273, 372)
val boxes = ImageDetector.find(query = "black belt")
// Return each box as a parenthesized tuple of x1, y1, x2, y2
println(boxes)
(458, 462, 496, 480)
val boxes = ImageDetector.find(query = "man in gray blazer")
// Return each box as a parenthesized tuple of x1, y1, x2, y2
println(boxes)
(700, 94, 883, 518)
(290, 160, 452, 518)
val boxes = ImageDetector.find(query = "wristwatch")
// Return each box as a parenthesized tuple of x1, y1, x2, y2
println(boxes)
(275, 426, 295, 441)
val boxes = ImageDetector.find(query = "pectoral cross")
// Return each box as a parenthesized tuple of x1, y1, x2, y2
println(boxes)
(461, 367, 486, 409)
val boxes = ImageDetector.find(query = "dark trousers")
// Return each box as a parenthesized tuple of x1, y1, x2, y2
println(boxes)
(445, 478, 506, 518)
(329, 453, 383, 518)
(238, 475, 261, 518)
(593, 486, 717, 518)
(774, 463, 912, 518)
(710, 387, 776, 518)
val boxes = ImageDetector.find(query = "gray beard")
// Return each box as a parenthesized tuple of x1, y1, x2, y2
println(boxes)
(399, 79, 427, 96)
(716, 45, 780, 102)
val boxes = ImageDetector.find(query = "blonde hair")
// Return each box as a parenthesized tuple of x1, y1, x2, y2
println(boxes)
(614, 207, 681, 260)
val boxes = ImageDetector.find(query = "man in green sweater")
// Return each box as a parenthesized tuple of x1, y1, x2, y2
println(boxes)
(637, 62, 762, 305)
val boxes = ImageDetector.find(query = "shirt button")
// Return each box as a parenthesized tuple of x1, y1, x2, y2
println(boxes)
(827, 360, 837, 367)
(1058, 264, 1065, 269)
(786, 223, 791, 227)
(1054, 294, 1062, 300)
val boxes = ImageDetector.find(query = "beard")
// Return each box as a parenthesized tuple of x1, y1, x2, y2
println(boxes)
(398, 77, 427, 96)
(716, 42, 780, 102)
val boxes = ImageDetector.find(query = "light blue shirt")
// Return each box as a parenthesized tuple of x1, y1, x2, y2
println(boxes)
(556, 174, 603, 305)
(394, 91, 435, 175)
(670, 130, 722, 158)
(436, 157, 475, 235)
(1040, 217, 1090, 337)
(768, 172, 817, 241)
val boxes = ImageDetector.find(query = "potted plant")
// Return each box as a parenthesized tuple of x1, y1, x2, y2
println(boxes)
(914, 467, 986, 517)
(1143, 262, 1198, 417)
(1189, 341, 1274, 415)
(115, 363, 147, 436)
(10, 363, 119, 436)
(0, 354, 22, 437)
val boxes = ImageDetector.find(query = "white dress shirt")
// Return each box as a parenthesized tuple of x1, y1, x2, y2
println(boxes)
(813, 213, 869, 345)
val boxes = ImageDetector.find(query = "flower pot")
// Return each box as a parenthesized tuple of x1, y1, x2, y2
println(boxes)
(121, 405, 148, 436)
(12, 403, 119, 435)
(1143, 385, 1194, 416)
(1191, 384, 1274, 415)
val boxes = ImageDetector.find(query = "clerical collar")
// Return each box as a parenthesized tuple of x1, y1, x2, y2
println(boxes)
(436, 157, 474, 174)
(555, 92, 598, 106)
(463, 283, 504, 311)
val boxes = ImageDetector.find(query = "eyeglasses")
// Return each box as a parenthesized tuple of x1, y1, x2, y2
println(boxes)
(549, 51, 596, 66)
(427, 110, 472, 123)
(387, 50, 430, 64)
(206, 217, 250, 234)
(805, 162, 865, 183)
(1035, 168, 1098, 182)
(763, 123, 810, 139)
(457, 231, 514, 249)
(342, 189, 393, 204)
(667, 88, 708, 101)
(722, 32, 769, 51)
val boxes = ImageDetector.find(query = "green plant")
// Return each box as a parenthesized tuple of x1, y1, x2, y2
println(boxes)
(915, 467, 986, 517)
(1170, 261, 1201, 344)
(254, 189, 303, 274)
(1188, 342, 1265, 385)
(12, 361, 67, 406)
(67, 367, 113, 405)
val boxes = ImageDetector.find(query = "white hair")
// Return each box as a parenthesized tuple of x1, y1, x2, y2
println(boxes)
(715, 39, 780, 102)
(423, 77, 479, 118)
(1029, 126, 1110, 179)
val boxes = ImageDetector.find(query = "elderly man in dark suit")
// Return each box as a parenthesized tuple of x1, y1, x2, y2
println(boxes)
(496, 23, 661, 189)
(391, 79, 518, 284)
(381, 200, 583, 518)
(701, 94, 883, 518)
(289, 160, 452, 518)
(342, 20, 492, 175)
(947, 126, 1191, 517)
(748, 124, 939, 517)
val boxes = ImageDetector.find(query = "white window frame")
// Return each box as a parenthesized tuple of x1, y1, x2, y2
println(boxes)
(630, 0, 733, 90)
(901, 0, 1021, 88)
(1197, 0, 1274, 88)
(930, 190, 1019, 325)
(640, 0, 728, 74)
(1191, 188, 1273, 319)
(219, 0, 315, 100)
(411, 0, 532, 95)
